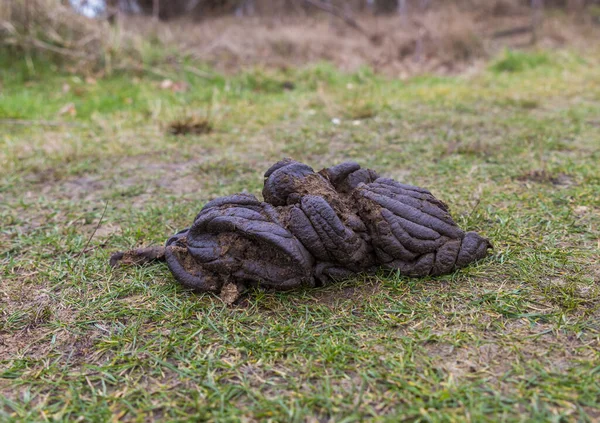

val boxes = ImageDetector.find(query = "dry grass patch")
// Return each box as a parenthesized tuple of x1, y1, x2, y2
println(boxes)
(3, 0, 600, 79)
(143, 5, 600, 76)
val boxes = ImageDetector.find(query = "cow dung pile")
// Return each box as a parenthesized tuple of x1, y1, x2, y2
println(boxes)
(111, 159, 492, 303)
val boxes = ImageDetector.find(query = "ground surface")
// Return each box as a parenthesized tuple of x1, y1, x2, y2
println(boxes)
(1, 49, 599, 421)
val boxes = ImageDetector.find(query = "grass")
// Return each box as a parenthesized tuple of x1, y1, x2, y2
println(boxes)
(1, 48, 599, 422)
(489, 50, 552, 73)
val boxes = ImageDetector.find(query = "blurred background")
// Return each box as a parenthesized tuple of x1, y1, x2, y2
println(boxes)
(2, 0, 600, 77)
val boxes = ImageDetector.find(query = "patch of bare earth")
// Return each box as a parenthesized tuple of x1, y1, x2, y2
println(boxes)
(311, 279, 382, 308)
(0, 284, 96, 392)
(516, 169, 576, 187)
(425, 320, 598, 379)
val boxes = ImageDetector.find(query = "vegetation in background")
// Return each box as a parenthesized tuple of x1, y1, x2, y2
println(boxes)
(490, 49, 552, 73)
(1, 46, 599, 420)
(3, 0, 600, 76)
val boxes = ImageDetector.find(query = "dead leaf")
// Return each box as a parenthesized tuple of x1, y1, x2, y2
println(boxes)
(160, 79, 189, 92)
(160, 79, 173, 90)
(58, 103, 77, 117)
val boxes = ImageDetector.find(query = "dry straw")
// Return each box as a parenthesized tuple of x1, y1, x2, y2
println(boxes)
(0, 0, 141, 71)
(1, 0, 597, 76)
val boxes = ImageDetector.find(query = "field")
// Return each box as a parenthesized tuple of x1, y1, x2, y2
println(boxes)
(1, 47, 599, 421)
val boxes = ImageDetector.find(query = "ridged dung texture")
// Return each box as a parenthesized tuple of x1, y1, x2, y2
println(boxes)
(165, 160, 492, 294)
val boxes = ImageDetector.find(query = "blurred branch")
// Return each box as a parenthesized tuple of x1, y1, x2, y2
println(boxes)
(30, 37, 89, 58)
(298, 0, 373, 41)
(73, 200, 109, 269)
(493, 26, 533, 38)
(114, 63, 172, 79)
(183, 65, 218, 80)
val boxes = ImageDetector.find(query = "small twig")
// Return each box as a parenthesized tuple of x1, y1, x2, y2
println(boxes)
(141, 65, 172, 79)
(73, 201, 109, 269)
(183, 65, 217, 80)
(493, 26, 533, 39)
(468, 198, 482, 218)
(30, 37, 89, 58)
(114, 64, 172, 80)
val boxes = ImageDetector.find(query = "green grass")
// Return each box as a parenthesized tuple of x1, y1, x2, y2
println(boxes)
(489, 49, 552, 73)
(1, 49, 599, 422)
